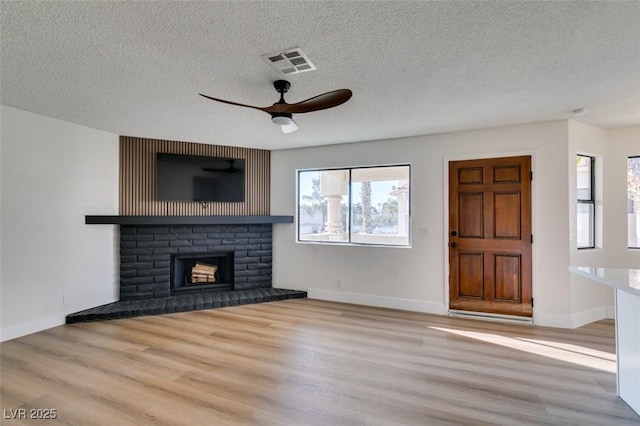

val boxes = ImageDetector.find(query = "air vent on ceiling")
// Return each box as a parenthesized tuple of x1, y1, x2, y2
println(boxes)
(262, 47, 317, 75)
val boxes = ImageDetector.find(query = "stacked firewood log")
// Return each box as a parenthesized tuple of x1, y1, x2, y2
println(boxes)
(190, 262, 217, 284)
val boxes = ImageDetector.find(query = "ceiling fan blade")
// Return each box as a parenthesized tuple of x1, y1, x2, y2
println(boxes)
(281, 120, 298, 134)
(199, 93, 269, 113)
(281, 89, 352, 114)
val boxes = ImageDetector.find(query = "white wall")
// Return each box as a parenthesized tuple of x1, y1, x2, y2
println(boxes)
(272, 120, 579, 327)
(605, 126, 640, 267)
(0, 106, 119, 341)
(568, 121, 614, 326)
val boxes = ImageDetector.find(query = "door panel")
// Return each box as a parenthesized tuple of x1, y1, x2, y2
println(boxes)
(449, 156, 532, 317)
(458, 193, 484, 238)
(494, 192, 521, 239)
(458, 253, 484, 298)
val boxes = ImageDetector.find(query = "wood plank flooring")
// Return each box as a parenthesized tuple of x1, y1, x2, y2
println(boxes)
(1, 299, 638, 425)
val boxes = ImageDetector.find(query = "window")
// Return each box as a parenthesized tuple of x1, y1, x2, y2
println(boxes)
(576, 155, 595, 249)
(298, 165, 410, 246)
(628, 156, 640, 249)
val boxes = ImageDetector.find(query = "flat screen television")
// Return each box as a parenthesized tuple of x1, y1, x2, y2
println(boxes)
(156, 153, 245, 202)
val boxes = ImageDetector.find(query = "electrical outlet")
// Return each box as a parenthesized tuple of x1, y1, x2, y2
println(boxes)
(63, 294, 71, 305)
(337, 279, 344, 288)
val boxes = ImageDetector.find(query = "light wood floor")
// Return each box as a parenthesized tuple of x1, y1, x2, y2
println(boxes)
(1, 299, 638, 425)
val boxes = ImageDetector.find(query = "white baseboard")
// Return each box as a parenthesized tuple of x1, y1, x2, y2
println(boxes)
(572, 306, 610, 328)
(1, 314, 65, 342)
(534, 306, 611, 329)
(307, 288, 445, 315)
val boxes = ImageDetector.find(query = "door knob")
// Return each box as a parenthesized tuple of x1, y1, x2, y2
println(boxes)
(450, 242, 457, 248)
(451, 231, 457, 237)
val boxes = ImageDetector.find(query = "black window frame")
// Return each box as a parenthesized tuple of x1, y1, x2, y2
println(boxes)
(577, 154, 595, 249)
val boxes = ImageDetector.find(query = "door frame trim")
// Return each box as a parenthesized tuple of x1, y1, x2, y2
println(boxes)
(443, 151, 539, 323)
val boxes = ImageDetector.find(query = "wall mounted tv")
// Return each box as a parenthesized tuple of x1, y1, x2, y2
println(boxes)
(156, 153, 245, 202)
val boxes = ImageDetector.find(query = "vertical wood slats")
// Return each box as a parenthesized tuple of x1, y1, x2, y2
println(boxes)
(119, 136, 270, 216)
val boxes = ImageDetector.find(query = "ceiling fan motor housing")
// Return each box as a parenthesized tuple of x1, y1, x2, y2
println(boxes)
(273, 80, 291, 94)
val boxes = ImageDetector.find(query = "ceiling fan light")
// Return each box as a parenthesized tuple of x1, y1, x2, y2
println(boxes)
(281, 120, 298, 134)
(271, 114, 293, 125)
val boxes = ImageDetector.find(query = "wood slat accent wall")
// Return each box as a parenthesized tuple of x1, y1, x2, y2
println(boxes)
(119, 136, 270, 216)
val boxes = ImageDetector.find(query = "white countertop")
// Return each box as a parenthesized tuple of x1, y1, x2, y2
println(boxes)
(570, 267, 640, 297)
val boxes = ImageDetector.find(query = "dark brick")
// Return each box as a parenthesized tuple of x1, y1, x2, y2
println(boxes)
(120, 255, 137, 264)
(153, 233, 179, 241)
(123, 292, 154, 301)
(234, 263, 248, 271)
(120, 269, 137, 278)
(120, 227, 137, 234)
(170, 240, 192, 247)
(223, 238, 247, 245)
(259, 269, 272, 276)
(235, 270, 260, 277)
(254, 238, 272, 244)
(121, 262, 153, 270)
(170, 227, 193, 234)
(248, 263, 272, 270)
(137, 240, 170, 248)
(121, 233, 153, 241)
(137, 283, 168, 293)
(234, 232, 261, 239)
(178, 246, 207, 254)
(137, 268, 169, 277)
(119, 284, 138, 293)
(154, 289, 170, 298)
(248, 225, 268, 232)
(260, 256, 272, 263)
(248, 250, 271, 257)
(138, 227, 169, 234)
(192, 239, 222, 247)
(154, 276, 170, 284)
(121, 276, 154, 286)
(120, 241, 136, 249)
(234, 244, 261, 251)
(235, 256, 260, 264)
(209, 232, 235, 239)
(174, 233, 207, 240)
(248, 276, 269, 284)
(195, 226, 222, 233)
(154, 247, 178, 255)
(154, 261, 170, 268)
(222, 226, 246, 233)
(120, 247, 154, 256)
(137, 254, 168, 262)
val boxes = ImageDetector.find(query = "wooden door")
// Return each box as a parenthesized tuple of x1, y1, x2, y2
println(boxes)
(449, 156, 532, 317)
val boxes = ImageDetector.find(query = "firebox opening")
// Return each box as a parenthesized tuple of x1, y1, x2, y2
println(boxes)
(170, 252, 234, 294)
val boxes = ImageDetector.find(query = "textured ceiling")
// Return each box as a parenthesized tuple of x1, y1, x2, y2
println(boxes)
(2, 1, 639, 150)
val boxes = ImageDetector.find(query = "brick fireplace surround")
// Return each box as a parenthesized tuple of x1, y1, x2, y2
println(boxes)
(120, 224, 273, 300)
(67, 216, 306, 323)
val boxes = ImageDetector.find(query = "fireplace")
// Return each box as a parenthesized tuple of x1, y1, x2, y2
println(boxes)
(118, 224, 274, 301)
(170, 252, 234, 294)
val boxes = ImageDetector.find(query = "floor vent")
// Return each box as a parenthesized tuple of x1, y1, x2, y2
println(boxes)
(263, 47, 316, 75)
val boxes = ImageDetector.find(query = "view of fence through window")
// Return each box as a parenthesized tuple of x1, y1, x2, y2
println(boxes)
(629, 156, 640, 249)
(298, 165, 410, 246)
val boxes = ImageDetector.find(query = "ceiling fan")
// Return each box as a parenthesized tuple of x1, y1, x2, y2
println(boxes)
(199, 80, 352, 134)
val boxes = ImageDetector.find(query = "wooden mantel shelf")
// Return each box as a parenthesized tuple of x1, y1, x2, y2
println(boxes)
(85, 215, 294, 225)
